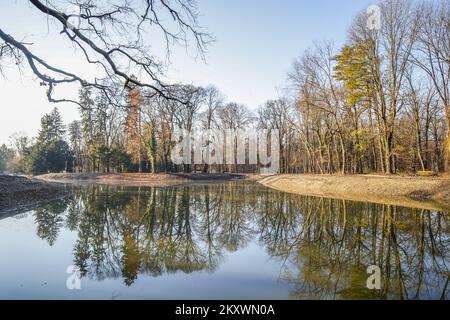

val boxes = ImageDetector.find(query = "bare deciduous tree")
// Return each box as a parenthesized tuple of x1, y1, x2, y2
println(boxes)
(0, 0, 212, 105)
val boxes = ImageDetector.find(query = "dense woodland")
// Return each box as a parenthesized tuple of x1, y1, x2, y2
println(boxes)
(0, 0, 448, 175)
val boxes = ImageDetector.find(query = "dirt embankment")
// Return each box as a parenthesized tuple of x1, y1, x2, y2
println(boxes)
(0, 175, 68, 215)
(36, 172, 247, 186)
(259, 174, 450, 211)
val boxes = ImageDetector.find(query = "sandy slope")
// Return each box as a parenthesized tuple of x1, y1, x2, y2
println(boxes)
(259, 174, 450, 211)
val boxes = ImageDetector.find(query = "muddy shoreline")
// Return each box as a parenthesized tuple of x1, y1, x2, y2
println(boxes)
(0, 175, 68, 216)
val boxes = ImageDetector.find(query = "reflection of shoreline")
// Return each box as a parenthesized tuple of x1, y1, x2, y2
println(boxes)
(30, 182, 449, 300)
(260, 174, 450, 212)
(35, 172, 250, 187)
(33, 172, 450, 211)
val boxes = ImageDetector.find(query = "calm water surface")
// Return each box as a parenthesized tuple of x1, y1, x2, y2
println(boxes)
(0, 181, 448, 299)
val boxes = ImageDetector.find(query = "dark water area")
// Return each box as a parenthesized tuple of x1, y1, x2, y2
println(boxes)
(0, 181, 448, 299)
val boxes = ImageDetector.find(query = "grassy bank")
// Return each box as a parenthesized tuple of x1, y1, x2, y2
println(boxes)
(259, 174, 450, 212)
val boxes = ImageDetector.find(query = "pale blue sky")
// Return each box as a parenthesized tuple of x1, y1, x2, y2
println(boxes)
(0, 0, 375, 145)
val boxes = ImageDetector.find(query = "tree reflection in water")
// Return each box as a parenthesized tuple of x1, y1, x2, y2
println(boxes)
(32, 182, 449, 299)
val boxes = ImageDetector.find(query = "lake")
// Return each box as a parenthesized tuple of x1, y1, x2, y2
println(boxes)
(0, 181, 448, 299)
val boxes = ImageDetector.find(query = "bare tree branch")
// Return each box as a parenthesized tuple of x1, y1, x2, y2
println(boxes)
(0, 0, 212, 105)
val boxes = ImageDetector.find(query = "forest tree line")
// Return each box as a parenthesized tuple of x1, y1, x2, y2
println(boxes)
(0, 0, 448, 175)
